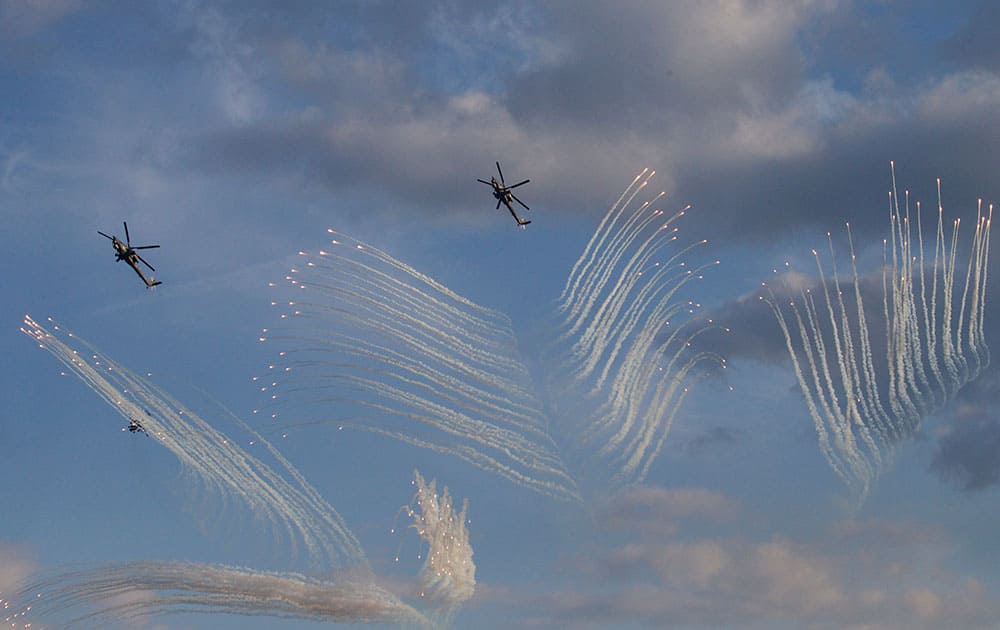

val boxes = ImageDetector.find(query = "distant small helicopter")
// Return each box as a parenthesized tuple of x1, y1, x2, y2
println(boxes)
(124, 418, 148, 436)
(98, 221, 162, 288)
(478, 162, 531, 227)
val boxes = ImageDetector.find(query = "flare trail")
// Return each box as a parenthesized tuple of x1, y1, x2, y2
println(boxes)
(762, 169, 992, 501)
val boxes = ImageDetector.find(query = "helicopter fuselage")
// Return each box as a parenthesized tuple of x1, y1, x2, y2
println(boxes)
(99, 222, 162, 288)
(108, 238, 157, 287)
(478, 163, 531, 227)
(489, 179, 515, 205)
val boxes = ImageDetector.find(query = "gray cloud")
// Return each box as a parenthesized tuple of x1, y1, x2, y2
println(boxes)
(943, 1, 1000, 72)
(8, 1, 998, 254)
(123, 1, 995, 244)
(597, 486, 738, 539)
(682, 425, 745, 455)
(697, 266, 894, 367)
(932, 409, 1000, 491)
(506, 1, 809, 125)
(931, 370, 1000, 490)
(696, 287, 789, 364)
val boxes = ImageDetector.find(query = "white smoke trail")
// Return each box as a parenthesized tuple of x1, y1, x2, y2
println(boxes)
(20, 315, 364, 570)
(266, 170, 723, 498)
(764, 169, 992, 503)
(549, 171, 726, 488)
(402, 470, 475, 623)
(763, 291, 853, 488)
(558, 169, 651, 311)
(19, 317, 483, 627)
(263, 234, 581, 502)
(11, 562, 429, 629)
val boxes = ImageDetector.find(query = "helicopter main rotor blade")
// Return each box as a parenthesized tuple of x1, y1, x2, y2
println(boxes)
(477, 179, 493, 186)
(133, 245, 160, 250)
(509, 179, 529, 189)
(512, 195, 530, 210)
(136, 255, 156, 272)
(98, 231, 114, 240)
(123, 221, 131, 247)
(495, 161, 505, 186)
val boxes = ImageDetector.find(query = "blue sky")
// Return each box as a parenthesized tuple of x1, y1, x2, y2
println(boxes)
(3, 1, 1000, 628)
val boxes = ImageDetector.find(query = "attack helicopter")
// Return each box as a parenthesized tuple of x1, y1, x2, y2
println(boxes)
(478, 162, 531, 227)
(124, 419, 148, 436)
(98, 221, 162, 288)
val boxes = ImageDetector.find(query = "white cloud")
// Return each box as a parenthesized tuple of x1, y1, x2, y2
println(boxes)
(648, 541, 729, 588)
(183, 3, 267, 124)
(916, 70, 1000, 123)
(666, 0, 812, 103)
(904, 587, 943, 621)
(599, 485, 737, 537)
(486, 486, 1000, 629)
(745, 541, 843, 614)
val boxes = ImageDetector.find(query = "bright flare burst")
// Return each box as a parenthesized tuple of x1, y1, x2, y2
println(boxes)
(404, 470, 475, 622)
(763, 168, 992, 502)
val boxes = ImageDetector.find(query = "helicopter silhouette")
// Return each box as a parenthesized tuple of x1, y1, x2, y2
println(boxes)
(478, 162, 531, 227)
(98, 221, 162, 288)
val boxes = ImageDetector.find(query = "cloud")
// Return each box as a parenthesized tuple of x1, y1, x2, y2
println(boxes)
(697, 265, 893, 368)
(0, 544, 34, 588)
(180, 1, 834, 220)
(932, 407, 1000, 490)
(931, 370, 1000, 490)
(559, 538, 990, 628)
(7, 1, 999, 259)
(943, 2, 1000, 72)
(489, 491, 1000, 629)
(917, 71, 1000, 123)
(180, 2, 268, 124)
(506, 1, 813, 126)
(682, 425, 744, 455)
(597, 486, 738, 538)
(696, 287, 789, 364)
(0, 544, 37, 616)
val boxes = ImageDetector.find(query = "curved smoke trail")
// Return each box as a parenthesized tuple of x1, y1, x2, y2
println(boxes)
(549, 169, 727, 487)
(762, 168, 992, 502)
(18, 317, 476, 627)
(264, 170, 724, 498)
(21, 315, 364, 569)
(10, 562, 429, 629)
(261, 233, 580, 502)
